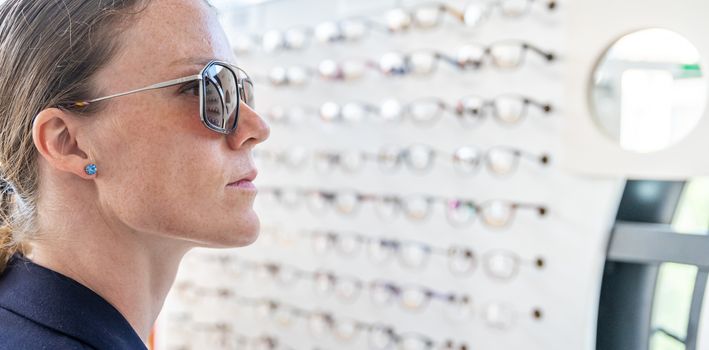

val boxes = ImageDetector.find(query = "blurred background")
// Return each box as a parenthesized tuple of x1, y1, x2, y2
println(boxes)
(152, 1, 709, 350)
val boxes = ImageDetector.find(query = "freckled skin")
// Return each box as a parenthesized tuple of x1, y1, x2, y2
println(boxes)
(85, 0, 270, 248)
(24, 0, 271, 340)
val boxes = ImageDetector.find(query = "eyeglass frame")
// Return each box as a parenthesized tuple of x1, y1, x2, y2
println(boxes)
(264, 94, 553, 127)
(57, 60, 254, 135)
(385, 0, 558, 32)
(300, 229, 546, 279)
(259, 186, 548, 228)
(258, 41, 555, 86)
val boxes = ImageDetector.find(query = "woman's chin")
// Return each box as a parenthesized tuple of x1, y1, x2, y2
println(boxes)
(203, 220, 261, 248)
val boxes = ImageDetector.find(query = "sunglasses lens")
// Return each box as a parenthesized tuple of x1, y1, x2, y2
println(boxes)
(231, 67, 254, 109)
(203, 80, 223, 127)
(203, 64, 239, 132)
(242, 78, 255, 108)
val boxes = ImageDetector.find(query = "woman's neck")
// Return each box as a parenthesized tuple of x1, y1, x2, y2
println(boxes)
(28, 210, 190, 343)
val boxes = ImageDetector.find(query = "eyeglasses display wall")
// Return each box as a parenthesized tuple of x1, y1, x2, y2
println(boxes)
(155, 1, 625, 349)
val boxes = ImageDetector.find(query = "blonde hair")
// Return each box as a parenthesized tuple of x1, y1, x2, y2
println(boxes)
(0, 0, 148, 274)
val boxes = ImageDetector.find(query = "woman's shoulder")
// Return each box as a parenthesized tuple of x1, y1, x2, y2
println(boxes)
(0, 306, 93, 350)
(0, 254, 145, 349)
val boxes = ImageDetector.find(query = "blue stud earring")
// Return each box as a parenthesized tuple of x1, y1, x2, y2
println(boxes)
(85, 164, 97, 176)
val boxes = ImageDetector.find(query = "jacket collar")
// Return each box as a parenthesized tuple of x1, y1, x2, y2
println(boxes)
(0, 254, 147, 350)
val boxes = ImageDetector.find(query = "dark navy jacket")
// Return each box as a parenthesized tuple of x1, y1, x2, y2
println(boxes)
(0, 254, 147, 349)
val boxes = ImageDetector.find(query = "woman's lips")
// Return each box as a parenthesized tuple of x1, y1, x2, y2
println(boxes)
(227, 169, 258, 190)
(228, 179, 256, 189)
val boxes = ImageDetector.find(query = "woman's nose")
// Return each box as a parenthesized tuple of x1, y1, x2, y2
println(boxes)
(227, 103, 270, 150)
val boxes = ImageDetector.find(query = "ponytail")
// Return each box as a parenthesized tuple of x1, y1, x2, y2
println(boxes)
(0, 179, 24, 275)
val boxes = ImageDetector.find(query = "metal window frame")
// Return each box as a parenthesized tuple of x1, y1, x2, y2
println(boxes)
(597, 179, 709, 350)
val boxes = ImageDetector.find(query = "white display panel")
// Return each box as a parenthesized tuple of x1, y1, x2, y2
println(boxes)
(156, 1, 624, 349)
(563, 0, 709, 179)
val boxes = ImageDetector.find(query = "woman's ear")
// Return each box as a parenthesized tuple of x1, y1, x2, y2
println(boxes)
(32, 108, 95, 179)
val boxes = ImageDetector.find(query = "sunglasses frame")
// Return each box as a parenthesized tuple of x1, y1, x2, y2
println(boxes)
(58, 60, 253, 135)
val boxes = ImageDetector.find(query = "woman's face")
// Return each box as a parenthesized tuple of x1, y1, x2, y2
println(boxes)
(86, 0, 270, 248)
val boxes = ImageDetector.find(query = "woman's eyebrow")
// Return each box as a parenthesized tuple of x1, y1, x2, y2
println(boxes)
(168, 57, 213, 67)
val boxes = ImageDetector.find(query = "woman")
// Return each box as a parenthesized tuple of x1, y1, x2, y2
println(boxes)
(0, 0, 270, 348)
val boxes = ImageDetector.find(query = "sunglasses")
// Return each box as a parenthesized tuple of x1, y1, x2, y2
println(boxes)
(58, 60, 254, 135)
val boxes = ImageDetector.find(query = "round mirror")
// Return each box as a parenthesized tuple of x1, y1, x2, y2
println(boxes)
(590, 28, 706, 153)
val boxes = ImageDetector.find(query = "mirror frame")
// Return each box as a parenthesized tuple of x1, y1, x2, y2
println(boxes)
(588, 28, 706, 154)
(564, 0, 709, 179)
